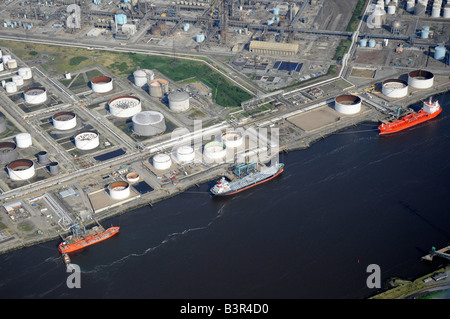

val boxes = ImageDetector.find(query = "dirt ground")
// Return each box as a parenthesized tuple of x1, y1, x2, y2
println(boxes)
(287, 106, 341, 132)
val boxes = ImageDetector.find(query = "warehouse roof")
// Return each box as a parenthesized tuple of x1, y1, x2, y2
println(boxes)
(249, 40, 299, 53)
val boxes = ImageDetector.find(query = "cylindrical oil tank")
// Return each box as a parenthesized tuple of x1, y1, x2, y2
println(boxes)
(2, 54, 11, 65)
(407, 70, 434, 89)
(133, 69, 147, 87)
(421, 26, 430, 38)
(334, 95, 362, 114)
(0, 142, 18, 163)
(203, 141, 227, 162)
(381, 79, 408, 98)
(18, 67, 32, 80)
(195, 34, 205, 42)
(0, 117, 6, 134)
(168, 91, 190, 112)
(108, 95, 142, 118)
(24, 87, 47, 104)
(434, 45, 446, 60)
(144, 69, 155, 81)
(221, 131, 244, 148)
(368, 39, 376, 47)
(108, 181, 131, 200)
(37, 151, 50, 164)
(359, 38, 367, 46)
(7, 59, 17, 69)
(15, 133, 32, 148)
(387, 2, 396, 14)
(148, 79, 169, 97)
(176, 145, 195, 163)
(406, 0, 415, 12)
(152, 153, 172, 170)
(126, 172, 140, 183)
(52, 111, 77, 130)
(132, 111, 166, 136)
(431, 4, 441, 18)
(48, 161, 60, 175)
(7, 159, 35, 181)
(74, 130, 100, 150)
(90, 76, 113, 93)
(12, 75, 23, 86)
(5, 82, 17, 93)
(444, 5, 450, 18)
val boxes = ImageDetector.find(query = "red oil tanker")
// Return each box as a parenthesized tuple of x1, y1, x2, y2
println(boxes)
(378, 97, 441, 135)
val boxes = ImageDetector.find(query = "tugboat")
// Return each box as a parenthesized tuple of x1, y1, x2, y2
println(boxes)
(378, 97, 441, 135)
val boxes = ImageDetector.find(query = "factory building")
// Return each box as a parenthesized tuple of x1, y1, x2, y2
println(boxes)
(249, 41, 299, 56)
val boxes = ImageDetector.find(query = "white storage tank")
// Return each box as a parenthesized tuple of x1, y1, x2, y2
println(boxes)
(168, 91, 190, 112)
(152, 153, 172, 170)
(90, 76, 113, 93)
(15, 133, 32, 148)
(381, 79, 408, 98)
(108, 181, 131, 200)
(444, 4, 450, 18)
(387, 2, 396, 14)
(5, 82, 17, 93)
(74, 130, 100, 150)
(132, 111, 166, 136)
(221, 130, 244, 148)
(176, 145, 195, 163)
(203, 141, 227, 162)
(406, 0, 415, 12)
(17, 67, 32, 80)
(7, 159, 35, 181)
(407, 70, 434, 89)
(108, 95, 142, 118)
(434, 45, 446, 60)
(11, 75, 23, 86)
(6, 59, 17, 69)
(24, 87, 47, 105)
(334, 95, 361, 115)
(2, 54, 11, 65)
(431, 4, 441, 17)
(133, 69, 148, 88)
(126, 172, 140, 183)
(52, 111, 77, 130)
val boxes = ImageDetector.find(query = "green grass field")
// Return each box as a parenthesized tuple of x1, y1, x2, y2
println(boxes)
(0, 40, 252, 107)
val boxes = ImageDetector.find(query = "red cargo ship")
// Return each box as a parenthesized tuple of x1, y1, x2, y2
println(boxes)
(58, 225, 120, 254)
(378, 97, 441, 135)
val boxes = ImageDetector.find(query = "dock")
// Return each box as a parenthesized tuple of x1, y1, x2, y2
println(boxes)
(421, 246, 450, 262)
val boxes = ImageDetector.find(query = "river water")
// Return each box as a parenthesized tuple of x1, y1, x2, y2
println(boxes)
(0, 92, 449, 299)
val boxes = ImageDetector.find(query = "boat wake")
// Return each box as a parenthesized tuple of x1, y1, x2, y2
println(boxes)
(84, 204, 229, 274)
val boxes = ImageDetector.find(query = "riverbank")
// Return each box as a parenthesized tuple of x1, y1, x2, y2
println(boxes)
(0, 88, 448, 257)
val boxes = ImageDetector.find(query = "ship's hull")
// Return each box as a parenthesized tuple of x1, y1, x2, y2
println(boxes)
(58, 226, 120, 254)
(378, 108, 442, 135)
(212, 166, 284, 197)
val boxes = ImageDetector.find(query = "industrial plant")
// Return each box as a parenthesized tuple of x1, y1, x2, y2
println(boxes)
(0, 0, 448, 260)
